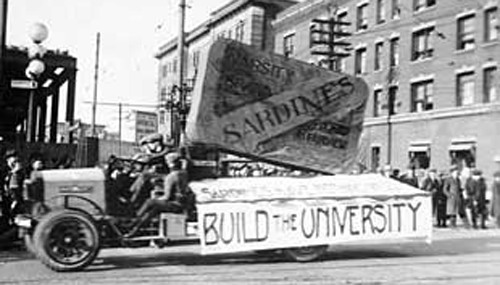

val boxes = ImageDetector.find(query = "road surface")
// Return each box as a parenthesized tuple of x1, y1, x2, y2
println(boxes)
(1, 227, 500, 285)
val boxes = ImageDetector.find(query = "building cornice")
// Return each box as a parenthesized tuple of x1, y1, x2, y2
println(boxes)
(364, 103, 500, 127)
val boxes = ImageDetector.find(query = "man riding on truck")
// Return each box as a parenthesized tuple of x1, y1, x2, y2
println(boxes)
(125, 152, 190, 237)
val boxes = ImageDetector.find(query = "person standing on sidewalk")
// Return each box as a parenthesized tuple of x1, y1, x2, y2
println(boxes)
(421, 169, 444, 226)
(491, 171, 500, 228)
(443, 166, 463, 227)
(465, 169, 488, 229)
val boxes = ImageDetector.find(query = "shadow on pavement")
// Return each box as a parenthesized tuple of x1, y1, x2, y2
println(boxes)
(85, 234, 500, 273)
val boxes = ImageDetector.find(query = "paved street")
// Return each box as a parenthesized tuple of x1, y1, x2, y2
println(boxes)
(0, 227, 500, 285)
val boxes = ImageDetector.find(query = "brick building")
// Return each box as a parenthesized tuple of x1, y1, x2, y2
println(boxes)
(154, 0, 297, 141)
(273, 0, 500, 179)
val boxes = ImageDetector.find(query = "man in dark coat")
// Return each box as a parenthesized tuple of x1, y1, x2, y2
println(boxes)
(465, 169, 488, 229)
(491, 171, 500, 228)
(1, 150, 25, 225)
(421, 169, 445, 227)
(443, 166, 463, 227)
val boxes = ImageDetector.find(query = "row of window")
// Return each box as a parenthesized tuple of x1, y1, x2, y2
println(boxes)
(370, 143, 475, 172)
(352, 7, 498, 75)
(372, 65, 498, 117)
(161, 51, 201, 79)
(357, 0, 436, 32)
(216, 20, 245, 42)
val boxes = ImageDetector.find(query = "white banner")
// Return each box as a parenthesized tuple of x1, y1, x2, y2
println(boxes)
(198, 196, 432, 254)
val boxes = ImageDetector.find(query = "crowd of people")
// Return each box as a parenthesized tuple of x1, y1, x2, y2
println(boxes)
(0, 150, 46, 241)
(380, 164, 500, 230)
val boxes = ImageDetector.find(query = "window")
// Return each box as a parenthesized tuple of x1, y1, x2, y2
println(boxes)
(389, 37, 399, 66)
(161, 64, 168, 78)
(283, 33, 295, 58)
(357, 3, 369, 31)
(412, 27, 434, 60)
(484, 66, 497, 102)
(310, 21, 329, 47)
(373, 89, 383, 117)
(376, 0, 386, 24)
(485, 7, 498, 42)
(173, 58, 178, 74)
(371, 146, 381, 172)
(411, 80, 434, 112)
(414, 0, 435, 12)
(388, 86, 399, 114)
(457, 15, 475, 50)
(192, 51, 200, 69)
(391, 0, 401, 19)
(457, 72, 475, 106)
(160, 87, 167, 103)
(159, 110, 165, 124)
(235, 20, 245, 42)
(374, 41, 384, 71)
(337, 12, 349, 32)
(355, 47, 367, 74)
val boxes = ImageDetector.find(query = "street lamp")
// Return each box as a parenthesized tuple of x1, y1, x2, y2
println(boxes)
(25, 22, 48, 142)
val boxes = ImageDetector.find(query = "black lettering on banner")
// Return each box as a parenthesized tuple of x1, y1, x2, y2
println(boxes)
(203, 213, 219, 246)
(332, 206, 348, 235)
(408, 202, 422, 231)
(347, 205, 360, 235)
(316, 207, 330, 237)
(220, 212, 235, 244)
(361, 204, 375, 234)
(301, 208, 315, 239)
(388, 204, 392, 232)
(256, 210, 269, 242)
(373, 204, 387, 234)
(392, 203, 405, 232)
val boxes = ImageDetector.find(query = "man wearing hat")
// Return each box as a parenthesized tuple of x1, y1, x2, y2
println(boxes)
(126, 152, 190, 237)
(465, 169, 488, 229)
(491, 171, 500, 228)
(421, 169, 445, 227)
(443, 165, 463, 227)
(129, 133, 172, 206)
(1, 150, 25, 225)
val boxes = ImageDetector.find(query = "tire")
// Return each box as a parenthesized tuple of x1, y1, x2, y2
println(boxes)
(283, 245, 328, 262)
(33, 210, 100, 272)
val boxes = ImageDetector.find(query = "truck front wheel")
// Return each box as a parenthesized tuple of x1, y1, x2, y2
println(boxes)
(283, 245, 328, 262)
(33, 210, 100, 272)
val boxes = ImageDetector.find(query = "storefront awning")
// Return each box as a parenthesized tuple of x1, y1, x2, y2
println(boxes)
(449, 143, 475, 151)
(408, 145, 429, 153)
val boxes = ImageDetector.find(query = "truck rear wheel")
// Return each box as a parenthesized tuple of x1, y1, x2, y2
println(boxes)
(283, 245, 328, 262)
(33, 210, 100, 272)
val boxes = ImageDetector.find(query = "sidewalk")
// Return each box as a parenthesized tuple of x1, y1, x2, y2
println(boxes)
(432, 219, 500, 241)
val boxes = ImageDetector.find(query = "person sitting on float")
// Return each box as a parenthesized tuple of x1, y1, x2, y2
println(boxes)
(129, 133, 172, 206)
(125, 152, 189, 237)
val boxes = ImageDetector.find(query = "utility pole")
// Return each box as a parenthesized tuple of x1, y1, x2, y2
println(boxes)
(176, 0, 187, 147)
(118, 102, 122, 156)
(91, 32, 100, 137)
(310, 7, 351, 71)
(0, 0, 7, 93)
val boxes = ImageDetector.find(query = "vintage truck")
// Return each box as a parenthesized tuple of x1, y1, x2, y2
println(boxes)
(15, 39, 432, 272)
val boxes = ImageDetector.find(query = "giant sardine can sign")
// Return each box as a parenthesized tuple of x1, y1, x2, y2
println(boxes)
(191, 175, 433, 255)
(186, 39, 369, 174)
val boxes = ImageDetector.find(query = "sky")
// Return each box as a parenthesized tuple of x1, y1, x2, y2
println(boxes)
(7, 0, 229, 133)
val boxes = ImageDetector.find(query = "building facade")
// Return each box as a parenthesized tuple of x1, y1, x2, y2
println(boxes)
(273, 0, 500, 179)
(154, 0, 297, 141)
(122, 110, 158, 143)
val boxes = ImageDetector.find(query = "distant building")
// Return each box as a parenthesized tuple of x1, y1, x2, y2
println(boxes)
(53, 121, 107, 143)
(273, 0, 500, 178)
(155, 0, 297, 140)
(122, 110, 158, 143)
